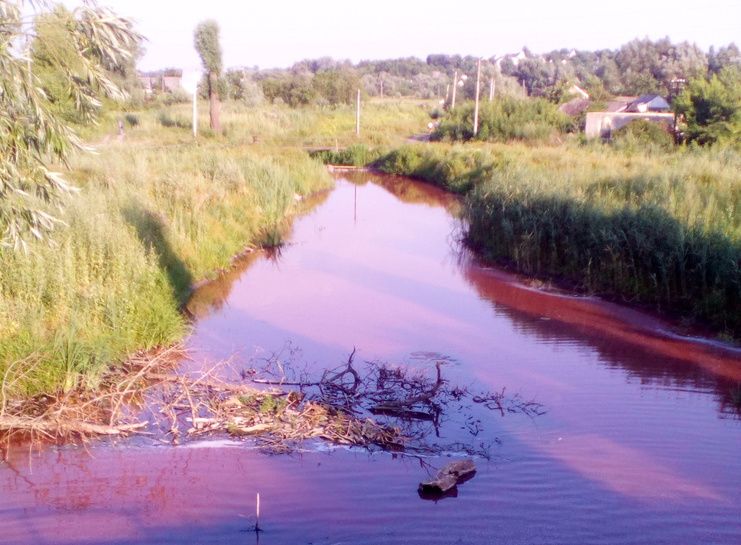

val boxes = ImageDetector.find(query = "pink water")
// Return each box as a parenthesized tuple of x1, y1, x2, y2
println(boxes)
(1, 172, 740, 545)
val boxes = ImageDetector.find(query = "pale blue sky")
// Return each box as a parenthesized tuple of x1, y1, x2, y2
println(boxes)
(71, 0, 741, 71)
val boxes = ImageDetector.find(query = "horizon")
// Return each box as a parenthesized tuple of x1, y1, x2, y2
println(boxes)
(62, 0, 740, 72)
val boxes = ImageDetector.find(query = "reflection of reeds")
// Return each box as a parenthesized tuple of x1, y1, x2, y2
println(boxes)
(730, 385, 741, 407)
(376, 144, 741, 338)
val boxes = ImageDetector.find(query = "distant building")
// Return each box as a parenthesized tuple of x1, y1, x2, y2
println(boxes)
(584, 92, 674, 138)
(509, 50, 528, 67)
(567, 84, 590, 100)
(585, 111, 674, 139)
(558, 85, 591, 117)
(137, 69, 183, 95)
(559, 98, 591, 117)
(495, 50, 530, 70)
(625, 94, 671, 113)
(606, 96, 638, 112)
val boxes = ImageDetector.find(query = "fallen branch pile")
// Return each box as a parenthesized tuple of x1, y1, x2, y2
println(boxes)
(0, 345, 186, 442)
(1, 345, 545, 457)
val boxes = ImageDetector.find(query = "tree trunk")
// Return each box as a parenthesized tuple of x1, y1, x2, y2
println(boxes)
(208, 71, 221, 133)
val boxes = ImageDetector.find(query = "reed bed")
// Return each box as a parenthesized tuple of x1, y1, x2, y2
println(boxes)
(0, 114, 331, 396)
(374, 143, 741, 337)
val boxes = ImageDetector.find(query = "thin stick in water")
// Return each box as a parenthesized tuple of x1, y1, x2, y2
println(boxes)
(255, 492, 261, 532)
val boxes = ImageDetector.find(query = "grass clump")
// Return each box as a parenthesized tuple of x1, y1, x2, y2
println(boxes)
(157, 110, 191, 129)
(310, 144, 385, 166)
(375, 144, 502, 194)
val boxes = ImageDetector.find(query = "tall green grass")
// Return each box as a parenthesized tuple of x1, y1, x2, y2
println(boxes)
(310, 144, 386, 166)
(152, 98, 433, 148)
(376, 143, 741, 337)
(434, 97, 573, 143)
(0, 113, 331, 396)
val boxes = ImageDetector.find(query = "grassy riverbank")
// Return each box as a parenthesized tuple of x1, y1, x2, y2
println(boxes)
(143, 98, 433, 148)
(0, 111, 332, 397)
(368, 143, 739, 338)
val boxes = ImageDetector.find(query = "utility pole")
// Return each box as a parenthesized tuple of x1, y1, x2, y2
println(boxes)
(473, 58, 482, 137)
(355, 88, 361, 136)
(451, 70, 458, 109)
(192, 91, 198, 138)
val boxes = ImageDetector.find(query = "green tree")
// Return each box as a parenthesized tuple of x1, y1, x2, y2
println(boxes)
(312, 69, 359, 105)
(674, 66, 741, 146)
(194, 20, 222, 132)
(30, 6, 83, 122)
(708, 43, 741, 75)
(0, 1, 142, 250)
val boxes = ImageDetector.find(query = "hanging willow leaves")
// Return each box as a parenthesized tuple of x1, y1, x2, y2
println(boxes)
(0, 0, 142, 251)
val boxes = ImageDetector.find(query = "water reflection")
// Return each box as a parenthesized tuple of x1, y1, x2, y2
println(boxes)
(3, 172, 739, 545)
(189, 172, 740, 418)
(186, 189, 331, 319)
(458, 252, 741, 417)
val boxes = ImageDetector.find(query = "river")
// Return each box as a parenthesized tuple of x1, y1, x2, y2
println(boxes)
(1, 172, 740, 545)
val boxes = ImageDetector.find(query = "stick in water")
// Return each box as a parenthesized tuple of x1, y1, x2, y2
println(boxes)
(255, 492, 261, 532)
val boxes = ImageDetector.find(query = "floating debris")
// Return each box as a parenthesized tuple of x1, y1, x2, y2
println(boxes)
(418, 459, 477, 496)
(0, 345, 544, 459)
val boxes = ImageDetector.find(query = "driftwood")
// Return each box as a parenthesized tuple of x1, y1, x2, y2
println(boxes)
(0, 344, 545, 458)
(0, 416, 147, 436)
(0, 344, 187, 444)
(418, 459, 477, 495)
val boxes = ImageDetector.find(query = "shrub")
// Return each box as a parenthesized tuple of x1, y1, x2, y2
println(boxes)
(124, 113, 140, 127)
(611, 119, 674, 152)
(433, 96, 573, 143)
(158, 110, 191, 129)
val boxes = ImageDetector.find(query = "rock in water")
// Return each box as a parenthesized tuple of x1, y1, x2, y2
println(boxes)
(418, 459, 476, 494)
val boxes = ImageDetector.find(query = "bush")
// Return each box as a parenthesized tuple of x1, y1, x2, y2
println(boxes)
(124, 113, 140, 127)
(433, 96, 573, 143)
(611, 119, 674, 152)
(157, 110, 191, 129)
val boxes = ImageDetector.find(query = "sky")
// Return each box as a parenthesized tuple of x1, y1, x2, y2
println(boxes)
(67, 0, 741, 72)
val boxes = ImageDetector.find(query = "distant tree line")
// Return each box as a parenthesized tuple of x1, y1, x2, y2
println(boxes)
(499, 39, 739, 100)
(196, 38, 738, 110)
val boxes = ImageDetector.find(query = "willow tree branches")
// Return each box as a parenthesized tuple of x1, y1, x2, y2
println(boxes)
(0, 0, 142, 250)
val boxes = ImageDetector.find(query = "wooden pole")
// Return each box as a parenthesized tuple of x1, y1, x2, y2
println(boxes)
(192, 91, 197, 138)
(255, 492, 261, 532)
(451, 70, 458, 109)
(473, 59, 482, 137)
(355, 89, 361, 136)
